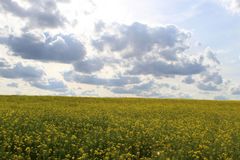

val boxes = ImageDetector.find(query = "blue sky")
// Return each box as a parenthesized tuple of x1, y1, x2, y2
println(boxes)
(0, 0, 240, 99)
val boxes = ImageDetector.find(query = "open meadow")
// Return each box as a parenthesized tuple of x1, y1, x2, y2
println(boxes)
(0, 96, 240, 159)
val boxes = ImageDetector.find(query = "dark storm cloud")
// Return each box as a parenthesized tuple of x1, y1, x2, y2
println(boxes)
(0, 0, 67, 28)
(1, 32, 86, 63)
(30, 79, 68, 92)
(0, 63, 45, 81)
(64, 71, 140, 87)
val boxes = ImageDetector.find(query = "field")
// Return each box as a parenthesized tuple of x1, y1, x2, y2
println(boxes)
(0, 96, 240, 159)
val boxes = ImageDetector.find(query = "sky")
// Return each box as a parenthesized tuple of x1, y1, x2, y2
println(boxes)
(0, 0, 240, 100)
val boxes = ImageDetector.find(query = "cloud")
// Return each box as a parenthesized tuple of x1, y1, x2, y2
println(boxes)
(81, 90, 98, 97)
(64, 71, 140, 87)
(1, 32, 86, 63)
(110, 87, 136, 94)
(220, 0, 240, 13)
(197, 83, 220, 91)
(0, 36, 8, 44)
(110, 81, 154, 95)
(30, 79, 68, 92)
(205, 48, 220, 65)
(158, 47, 188, 61)
(94, 21, 105, 33)
(0, 0, 67, 28)
(214, 95, 228, 100)
(0, 58, 10, 67)
(196, 71, 223, 91)
(191, 47, 225, 92)
(110, 81, 178, 96)
(73, 58, 104, 73)
(92, 22, 207, 77)
(92, 22, 190, 58)
(0, 63, 45, 81)
(231, 86, 240, 95)
(0, 18, 229, 98)
(182, 76, 195, 84)
(200, 72, 223, 85)
(0, 60, 70, 93)
(7, 82, 18, 88)
(128, 58, 206, 76)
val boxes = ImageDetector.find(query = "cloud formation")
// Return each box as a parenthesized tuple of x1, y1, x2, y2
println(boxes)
(1, 32, 86, 63)
(214, 95, 228, 100)
(30, 79, 68, 92)
(110, 81, 178, 96)
(93, 22, 189, 58)
(0, 58, 9, 67)
(0, 63, 45, 81)
(220, 0, 240, 13)
(64, 71, 140, 87)
(0, 0, 67, 28)
(110, 81, 154, 95)
(231, 86, 240, 95)
(128, 58, 206, 76)
(197, 83, 220, 91)
(73, 58, 104, 73)
(201, 72, 223, 85)
(182, 76, 195, 84)
(7, 82, 18, 88)
(92, 22, 207, 77)
(204, 48, 220, 64)
(0, 60, 70, 93)
(196, 71, 223, 91)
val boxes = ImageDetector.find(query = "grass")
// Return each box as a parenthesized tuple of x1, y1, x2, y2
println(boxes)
(0, 95, 240, 159)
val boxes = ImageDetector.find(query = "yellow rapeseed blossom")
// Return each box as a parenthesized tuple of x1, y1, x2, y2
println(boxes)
(0, 96, 240, 159)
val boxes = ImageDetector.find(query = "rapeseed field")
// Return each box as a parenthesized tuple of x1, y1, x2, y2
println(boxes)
(0, 96, 240, 159)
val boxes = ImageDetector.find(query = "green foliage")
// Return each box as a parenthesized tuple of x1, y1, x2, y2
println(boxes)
(0, 96, 240, 159)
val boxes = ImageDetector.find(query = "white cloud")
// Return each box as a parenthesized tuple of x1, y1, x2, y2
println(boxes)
(7, 82, 18, 88)
(0, 32, 86, 63)
(73, 58, 104, 73)
(0, 62, 45, 81)
(30, 79, 68, 92)
(64, 71, 140, 87)
(0, 0, 67, 29)
(231, 86, 240, 95)
(182, 76, 195, 84)
(0, 0, 239, 99)
(220, 0, 240, 13)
